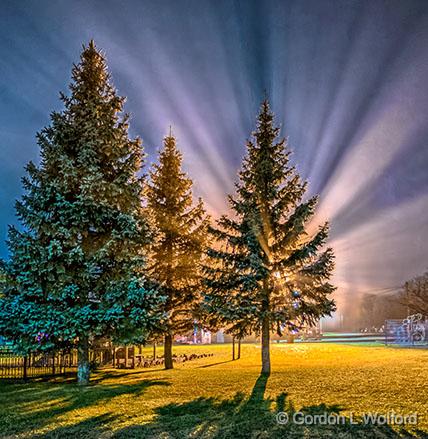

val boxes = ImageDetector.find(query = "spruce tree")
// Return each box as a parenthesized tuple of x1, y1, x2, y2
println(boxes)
(0, 41, 163, 385)
(146, 134, 209, 369)
(205, 100, 336, 374)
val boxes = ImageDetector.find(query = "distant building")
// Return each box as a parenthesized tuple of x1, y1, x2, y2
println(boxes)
(215, 330, 225, 343)
(175, 327, 212, 344)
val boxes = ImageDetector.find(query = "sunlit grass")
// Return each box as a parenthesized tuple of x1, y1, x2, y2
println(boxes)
(0, 343, 427, 438)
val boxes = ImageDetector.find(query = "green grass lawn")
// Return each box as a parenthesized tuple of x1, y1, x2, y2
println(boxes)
(0, 343, 427, 438)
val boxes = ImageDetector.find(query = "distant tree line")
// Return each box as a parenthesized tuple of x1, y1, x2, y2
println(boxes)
(358, 292, 407, 330)
(356, 271, 428, 331)
(0, 42, 335, 384)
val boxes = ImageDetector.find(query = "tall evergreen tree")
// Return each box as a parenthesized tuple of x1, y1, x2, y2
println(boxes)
(146, 134, 209, 369)
(205, 100, 336, 374)
(0, 41, 164, 385)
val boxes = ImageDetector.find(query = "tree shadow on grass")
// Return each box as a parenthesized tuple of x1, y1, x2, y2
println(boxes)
(197, 360, 234, 368)
(0, 373, 170, 438)
(113, 373, 427, 439)
(30, 414, 117, 439)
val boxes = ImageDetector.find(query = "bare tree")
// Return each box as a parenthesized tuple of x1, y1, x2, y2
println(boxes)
(401, 271, 428, 316)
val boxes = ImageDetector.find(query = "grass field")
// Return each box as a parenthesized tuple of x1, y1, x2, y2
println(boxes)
(0, 343, 427, 438)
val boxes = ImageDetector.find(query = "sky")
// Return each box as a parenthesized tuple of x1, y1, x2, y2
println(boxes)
(1, 0, 428, 324)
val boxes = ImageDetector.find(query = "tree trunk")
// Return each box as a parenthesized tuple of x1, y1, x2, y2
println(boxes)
(164, 334, 173, 369)
(153, 342, 156, 359)
(52, 352, 56, 376)
(261, 316, 271, 375)
(23, 355, 28, 381)
(238, 338, 241, 359)
(125, 345, 129, 368)
(232, 336, 235, 360)
(77, 336, 90, 385)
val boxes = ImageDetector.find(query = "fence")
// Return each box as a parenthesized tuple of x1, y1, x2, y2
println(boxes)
(0, 348, 80, 380)
(0, 347, 113, 380)
(385, 314, 428, 346)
